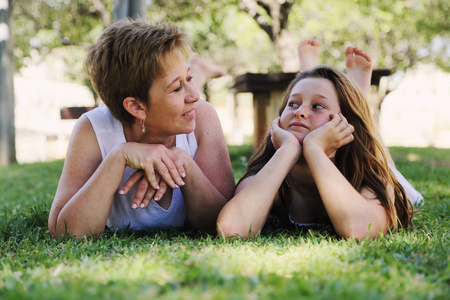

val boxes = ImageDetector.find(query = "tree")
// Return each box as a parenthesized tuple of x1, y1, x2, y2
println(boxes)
(0, 0, 15, 166)
(238, 0, 298, 72)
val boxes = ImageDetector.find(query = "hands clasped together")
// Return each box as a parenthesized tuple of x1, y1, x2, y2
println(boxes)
(118, 143, 189, 209)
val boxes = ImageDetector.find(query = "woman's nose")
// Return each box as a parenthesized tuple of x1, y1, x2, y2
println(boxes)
(185, 81, 200, 103)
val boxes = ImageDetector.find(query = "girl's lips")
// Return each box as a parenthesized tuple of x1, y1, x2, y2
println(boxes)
(290, 122, 309, 129)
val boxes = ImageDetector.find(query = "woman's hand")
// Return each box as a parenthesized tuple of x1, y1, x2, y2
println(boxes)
(270, 117, 302, 158)
(119, 170, 168, 209)
(122, 143, 186, 190)
(119, 146, 191, 209)
(303, 113, 354, 157)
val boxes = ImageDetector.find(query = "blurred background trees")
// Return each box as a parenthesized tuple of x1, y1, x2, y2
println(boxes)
(12, 0, 449, 78)
(1, 0, 448, 165)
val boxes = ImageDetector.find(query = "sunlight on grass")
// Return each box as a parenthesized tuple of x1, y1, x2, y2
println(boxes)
(0, 147, 448, 299)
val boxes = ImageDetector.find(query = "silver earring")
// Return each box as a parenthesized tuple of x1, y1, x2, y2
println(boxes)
(140, 119, 146, 133)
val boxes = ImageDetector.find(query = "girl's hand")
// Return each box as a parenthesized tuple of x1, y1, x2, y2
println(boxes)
(119, 170, 168, 209)
(303, 113, 354, 157)
(122, 143, 186, 190)
(270, 117, 302, 158)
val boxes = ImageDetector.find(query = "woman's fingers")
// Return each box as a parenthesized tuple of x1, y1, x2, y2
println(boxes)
(120, 170, 145, 195)
(153, 180, 167, 202)
(131, 175, 150, 209)
(161, 153, 185, 187)
(167, 150, 186, 179)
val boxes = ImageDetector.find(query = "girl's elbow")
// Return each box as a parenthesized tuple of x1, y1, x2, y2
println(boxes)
(336, 223, 384, 240)
(216, 218, 251, 240)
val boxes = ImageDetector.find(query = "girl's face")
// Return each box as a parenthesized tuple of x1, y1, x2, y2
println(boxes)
(146, 50, 200, 139)
(280, 77, 341, 143)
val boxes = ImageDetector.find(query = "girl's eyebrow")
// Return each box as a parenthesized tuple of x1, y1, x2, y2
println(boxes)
(290, 93, 330, 101)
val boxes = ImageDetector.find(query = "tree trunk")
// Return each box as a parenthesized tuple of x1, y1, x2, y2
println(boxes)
(113, 0, 149, 21)
(0, 0, 16, 166)
(239, 0, 298, 72)
(274, 28, 298, 72)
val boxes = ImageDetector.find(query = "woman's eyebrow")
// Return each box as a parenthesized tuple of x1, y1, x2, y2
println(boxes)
(166, 66, 191, 89)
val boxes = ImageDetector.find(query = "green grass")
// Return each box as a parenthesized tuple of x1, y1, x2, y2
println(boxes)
(0, 146, 448, 299)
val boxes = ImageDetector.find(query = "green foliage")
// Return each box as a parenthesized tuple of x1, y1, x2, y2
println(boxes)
(0, 147, 448, 298)
(289, 0, 449, 72)
(13, 0, 111, 71)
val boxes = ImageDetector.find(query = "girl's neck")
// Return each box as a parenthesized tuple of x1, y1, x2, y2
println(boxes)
(289, 161, 314, 186)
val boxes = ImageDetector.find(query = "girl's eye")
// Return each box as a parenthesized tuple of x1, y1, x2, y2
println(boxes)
(288, 101, 299, 108)
(313, 103, 325, 109)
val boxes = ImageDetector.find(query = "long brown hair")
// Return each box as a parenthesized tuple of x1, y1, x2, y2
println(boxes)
(241, 66, 413, 229)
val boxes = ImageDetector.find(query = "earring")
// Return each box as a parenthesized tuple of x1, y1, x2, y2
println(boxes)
(140, 119, 146, 133)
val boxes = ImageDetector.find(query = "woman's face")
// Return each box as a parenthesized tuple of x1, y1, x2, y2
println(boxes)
(146, 50, 200, 139)
(279, 77, 341, 143)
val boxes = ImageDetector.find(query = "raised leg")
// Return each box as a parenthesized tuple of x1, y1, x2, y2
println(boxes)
(297, 39, 320, 72)
(345, 46, 372, 96)
(189, 55, 227, 95)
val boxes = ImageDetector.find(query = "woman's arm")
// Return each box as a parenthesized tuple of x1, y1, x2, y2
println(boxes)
(302, 114, 388, 239)
(217, 118, 301, 238)
(49, 116, 186, 238)
(172, 100, 235, 231)
(49, 116, 127, 238)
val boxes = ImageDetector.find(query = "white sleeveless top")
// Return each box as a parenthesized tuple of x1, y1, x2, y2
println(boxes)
(85, 106, 198, 231)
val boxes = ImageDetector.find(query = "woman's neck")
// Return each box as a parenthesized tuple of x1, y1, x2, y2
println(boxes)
(123, 122, 176, 147)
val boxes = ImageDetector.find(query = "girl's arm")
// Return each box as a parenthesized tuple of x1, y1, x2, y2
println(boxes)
(302, 114, 389, 239)
(217, 118, 301, 239)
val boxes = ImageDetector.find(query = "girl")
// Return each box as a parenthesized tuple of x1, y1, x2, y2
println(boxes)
(217, 43, 419, 239)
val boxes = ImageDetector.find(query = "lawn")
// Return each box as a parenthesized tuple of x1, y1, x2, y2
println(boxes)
(0, 146, 448, 299)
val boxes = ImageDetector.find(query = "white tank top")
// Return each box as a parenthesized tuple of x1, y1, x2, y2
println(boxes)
(85, 106, 198, 231)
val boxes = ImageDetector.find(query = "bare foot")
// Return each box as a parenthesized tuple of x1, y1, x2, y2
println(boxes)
(297, 39, 320, 72)
(345, 46, 372, 96)
(189, 55, 227, 92)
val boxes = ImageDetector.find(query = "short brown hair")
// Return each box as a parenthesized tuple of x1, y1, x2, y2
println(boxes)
(84, 19, 191, 123)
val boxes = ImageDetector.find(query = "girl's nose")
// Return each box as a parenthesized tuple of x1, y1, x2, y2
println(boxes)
(294, 105, 308, 119)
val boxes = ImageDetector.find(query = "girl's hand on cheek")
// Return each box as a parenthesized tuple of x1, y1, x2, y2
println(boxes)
(270, 117, 302, 158)
(303, 113, 354, 157)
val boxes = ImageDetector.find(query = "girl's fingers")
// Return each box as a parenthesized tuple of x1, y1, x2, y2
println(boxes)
(120, 170, 145, 195)
(341, 134, 355, 146)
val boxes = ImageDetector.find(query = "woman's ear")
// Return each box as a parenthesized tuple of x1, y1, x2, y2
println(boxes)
(123, 97, 146, 120)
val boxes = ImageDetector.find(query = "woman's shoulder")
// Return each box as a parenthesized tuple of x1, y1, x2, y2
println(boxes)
(194, 99, 222, 142)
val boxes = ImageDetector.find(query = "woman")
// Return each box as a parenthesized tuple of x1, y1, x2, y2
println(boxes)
(217, 52, 417, 239)
(48, 20, 235, 238)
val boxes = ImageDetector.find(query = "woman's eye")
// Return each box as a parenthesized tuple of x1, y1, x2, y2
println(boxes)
(187, 76, 194, 83)
(173, 85, 182, 92)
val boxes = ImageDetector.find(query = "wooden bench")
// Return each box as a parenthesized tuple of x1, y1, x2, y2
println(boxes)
(60, 106, 96, 119)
